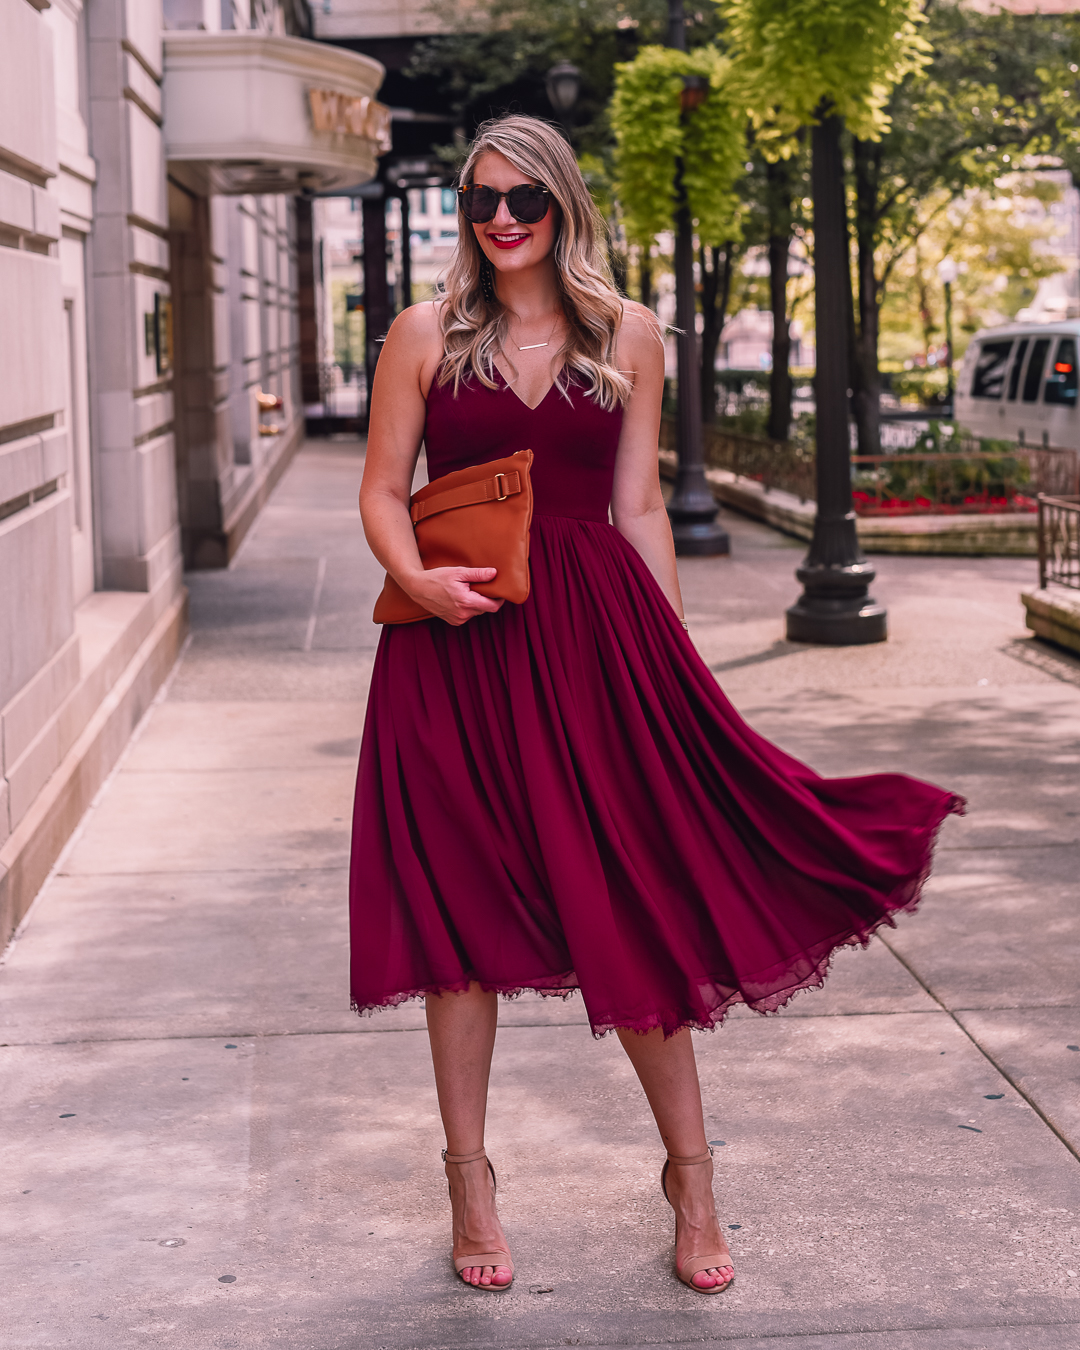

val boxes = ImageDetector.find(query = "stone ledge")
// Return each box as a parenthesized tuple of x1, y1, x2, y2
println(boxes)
(1021, 586, 1080, 657)
(659, 451, 1039, 555)
(0, 586, 189, 948)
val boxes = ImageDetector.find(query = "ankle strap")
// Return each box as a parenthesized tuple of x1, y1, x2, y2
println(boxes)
(442, 1147, 487, 1165)
(665, 1148, 714, 1166)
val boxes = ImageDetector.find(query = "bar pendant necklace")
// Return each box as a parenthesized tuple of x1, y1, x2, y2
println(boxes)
(516, 319, 559, 352)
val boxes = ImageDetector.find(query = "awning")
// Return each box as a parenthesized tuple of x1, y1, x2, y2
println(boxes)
(163, 31, 390, 195)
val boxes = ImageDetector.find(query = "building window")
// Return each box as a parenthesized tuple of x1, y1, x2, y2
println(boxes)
(164, 0, 208, 29)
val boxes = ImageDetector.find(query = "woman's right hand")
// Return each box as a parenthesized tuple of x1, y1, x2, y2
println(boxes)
(404, 567, 505, 626)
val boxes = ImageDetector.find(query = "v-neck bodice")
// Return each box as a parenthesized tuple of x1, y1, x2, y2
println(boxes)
(423, 366, 624, 523)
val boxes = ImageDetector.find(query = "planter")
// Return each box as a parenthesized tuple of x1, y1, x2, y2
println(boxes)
(1021, 587, 1080, 656)
(658, 452, 1039, 556)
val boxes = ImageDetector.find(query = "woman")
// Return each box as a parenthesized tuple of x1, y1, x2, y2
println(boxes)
(351, 115, 963, 1295)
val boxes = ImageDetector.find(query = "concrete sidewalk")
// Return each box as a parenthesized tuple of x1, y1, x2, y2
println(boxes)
(2, 439, 1079, 1350)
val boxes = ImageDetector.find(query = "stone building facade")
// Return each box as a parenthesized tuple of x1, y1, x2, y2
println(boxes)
(0, 0, 386, 944)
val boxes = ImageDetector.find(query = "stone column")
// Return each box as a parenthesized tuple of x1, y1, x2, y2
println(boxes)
(86, 0, 182, 595)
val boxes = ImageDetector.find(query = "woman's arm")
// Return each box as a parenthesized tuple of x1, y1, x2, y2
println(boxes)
(609, 303, 685, 621)
(359, 303, 505, 626)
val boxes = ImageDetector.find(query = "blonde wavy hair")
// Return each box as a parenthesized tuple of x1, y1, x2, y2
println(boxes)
(437, 115, 633, 410)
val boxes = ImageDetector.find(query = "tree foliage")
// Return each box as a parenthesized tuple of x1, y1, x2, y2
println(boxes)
(720, 0, 931, 141)
(855, 3, 1080, 310)
(409, 0, 722, 157)
(843, 3, 1080, 446)
(879, 176, 1065, 366)
(610, 45, 746, 245)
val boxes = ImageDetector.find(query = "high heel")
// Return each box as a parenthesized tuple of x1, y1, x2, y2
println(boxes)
(442, 1148, 515, 1291)
(660, 1147, 735, 1295)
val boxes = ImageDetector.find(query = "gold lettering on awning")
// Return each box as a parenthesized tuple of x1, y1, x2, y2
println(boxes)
(309, 89, 392, 153)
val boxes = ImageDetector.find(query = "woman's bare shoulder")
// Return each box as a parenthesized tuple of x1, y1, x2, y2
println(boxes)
(380, 301, 446, 396)
(620, 298, 663, 331)
(617, 300, 665, 371)
(387, 298, 444, 347)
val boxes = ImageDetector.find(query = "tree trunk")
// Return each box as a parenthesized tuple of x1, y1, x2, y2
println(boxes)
(699, 243, 735, 425)
(851, 137, 882, 454)
(640, 244, 653, 311)
(767, 233, 792, 440)
(766, 159, 793, 442)
(700, 243, 718, 425)
(608, 214, 627, 295)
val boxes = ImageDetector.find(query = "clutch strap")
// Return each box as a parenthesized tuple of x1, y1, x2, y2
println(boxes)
(410, 470, 522, 524)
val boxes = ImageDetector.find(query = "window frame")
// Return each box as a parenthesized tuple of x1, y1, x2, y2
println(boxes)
(970, 338, 1014, 400)
(1021, 336, 1052, 403)
(1043, 336, 1079, 407)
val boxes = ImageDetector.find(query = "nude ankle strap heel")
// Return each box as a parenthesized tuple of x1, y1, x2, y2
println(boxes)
(442, 1148, 514, 1290)
(660, 1147, 734, 1295)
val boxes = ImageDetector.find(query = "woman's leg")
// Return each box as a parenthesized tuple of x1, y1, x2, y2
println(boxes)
(617, 1026, 733, 1290)
(425, 983, 512, 1286)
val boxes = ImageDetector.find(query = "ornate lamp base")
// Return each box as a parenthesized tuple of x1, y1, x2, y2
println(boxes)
(667, 469, 730, 557)
(785, 557, 887, 645)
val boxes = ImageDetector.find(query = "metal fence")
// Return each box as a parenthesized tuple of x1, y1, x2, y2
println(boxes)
(660, 418, 1080, 517)
(659, 421, 817, 501)
(704, 427, 817, 502)
(1038, 494, 1080, 590)
(850, 446, 1079, 516)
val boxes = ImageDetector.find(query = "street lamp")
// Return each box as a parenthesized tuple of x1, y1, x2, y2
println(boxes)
(545, 62, 581, 137)
(937, 256, 959, 405)
(784, 111, 885, 644)
(663, 4, 729, 556)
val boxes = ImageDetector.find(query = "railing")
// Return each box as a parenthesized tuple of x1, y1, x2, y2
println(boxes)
(304, 362, 368, 431)
(1038, 495, 1080, 589)
(851, 446, 1079, 516)
(660, 420, 816, 501)
(704, 428, 817, 501)
(660, 417, 1080, 516)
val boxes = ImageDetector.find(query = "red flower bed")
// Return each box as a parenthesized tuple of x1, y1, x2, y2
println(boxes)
(852, 490, 1037, 516)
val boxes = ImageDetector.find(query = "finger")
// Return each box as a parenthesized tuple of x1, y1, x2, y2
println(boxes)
(460, 593, 503, 613)
(459, 567, 497, 582)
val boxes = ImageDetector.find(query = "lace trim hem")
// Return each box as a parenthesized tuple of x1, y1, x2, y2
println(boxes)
(351, 791, 966, 1039)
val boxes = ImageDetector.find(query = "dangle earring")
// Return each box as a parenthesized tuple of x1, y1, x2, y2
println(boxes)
(479, 256, 497, 304)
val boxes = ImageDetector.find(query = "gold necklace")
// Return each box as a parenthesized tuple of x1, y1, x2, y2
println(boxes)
(513, 318, 560, 351)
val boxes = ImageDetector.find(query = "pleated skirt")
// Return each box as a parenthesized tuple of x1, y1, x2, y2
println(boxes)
(349, 514, 964, 1036)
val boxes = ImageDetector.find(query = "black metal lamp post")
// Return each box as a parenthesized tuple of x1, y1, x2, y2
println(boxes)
(545, 62, 581, 138)
(784, 113, 885, 643)
(664, 0, 730, 556)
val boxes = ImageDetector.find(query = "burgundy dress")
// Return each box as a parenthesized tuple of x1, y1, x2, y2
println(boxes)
(349, 370, 964, 1037)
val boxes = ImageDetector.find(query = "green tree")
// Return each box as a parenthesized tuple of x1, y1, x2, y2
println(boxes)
(723, 0, 930, 643)
(722, 0, 930, 450)
(848, 3, 1080, 452)
(731, 143, 812, 438)
(879, 175, 1065, 370)
(610, 45, 746, 246)
(409, 0, 723, 155)
(610, 44, 747, 420)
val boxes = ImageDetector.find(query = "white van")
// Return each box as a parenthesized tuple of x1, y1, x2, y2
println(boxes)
(954, 321, 1080, 449)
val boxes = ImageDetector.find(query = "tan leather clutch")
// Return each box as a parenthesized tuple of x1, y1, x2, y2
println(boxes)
(372, 448, 534, 624)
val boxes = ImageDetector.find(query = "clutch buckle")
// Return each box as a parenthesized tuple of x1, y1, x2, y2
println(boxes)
(493, 472, 509, 501)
